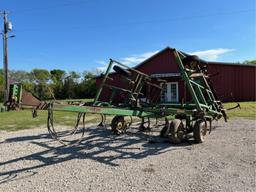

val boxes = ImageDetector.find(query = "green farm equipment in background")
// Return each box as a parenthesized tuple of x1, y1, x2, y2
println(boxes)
(1, 84, 22, 111)
(3, 83, 47, 112)
(44, 49, 228, 145)
(2, 83, 22, 110)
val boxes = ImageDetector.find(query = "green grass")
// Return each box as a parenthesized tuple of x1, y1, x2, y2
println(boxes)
(0, 110, 100, 131)
(0, 110, 48, 131)
(0, 98, 97, 131)
(224, 101, 256, 120)
(0, 101, 255, 132)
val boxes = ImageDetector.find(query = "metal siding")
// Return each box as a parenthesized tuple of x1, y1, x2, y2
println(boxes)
(179, 80, 185, 103)
(136, 49, 179, 74)
(208, 64, 256, 102)
(96, 74, 129, 102)
(134, 49, 183, 103)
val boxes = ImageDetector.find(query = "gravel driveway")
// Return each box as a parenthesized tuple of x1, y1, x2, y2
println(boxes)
(0, 119, 255, 192)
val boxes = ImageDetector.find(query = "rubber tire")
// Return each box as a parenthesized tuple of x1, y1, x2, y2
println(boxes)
(193, 120, 208, 143)
(160, 121, 170, 138)
(169, 119, 184, 144)
(139, 117, 150, 131)
(111, 116, 125, 135)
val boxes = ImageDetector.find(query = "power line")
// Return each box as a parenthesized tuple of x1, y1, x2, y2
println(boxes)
(15, 9, 255, 33)
(82, 9, 255, 29)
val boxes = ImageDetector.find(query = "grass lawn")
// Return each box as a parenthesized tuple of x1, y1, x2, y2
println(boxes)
(0, 99, 98, 131)
(0, 101, 255, 131)
(0, 110, 101, 131)
(223, 101, 256, 120)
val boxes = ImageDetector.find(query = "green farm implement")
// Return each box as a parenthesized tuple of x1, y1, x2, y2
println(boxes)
(2, 49, 230, 145)
(42, 49, 228, 145)
(3, 83, 47, 112)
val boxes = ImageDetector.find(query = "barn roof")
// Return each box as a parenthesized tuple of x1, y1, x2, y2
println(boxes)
(96, 47, 255, 78)
(133, 46, 256, 68)
(132, 47, 174, 70)
(207, 61, 256, 67)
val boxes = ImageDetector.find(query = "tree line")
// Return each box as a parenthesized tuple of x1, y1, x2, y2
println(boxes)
(0, 68, 98, 102)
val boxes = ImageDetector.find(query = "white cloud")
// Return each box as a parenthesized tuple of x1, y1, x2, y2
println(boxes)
(189, 48, 235, 61)
(95, 66, 107, 72)
(96, 60, 108, 66)
(95, 60, 108, 72)
(95, 48, 235, 72)
(95, 50, 159, 72)
(120, 50, 159, 66)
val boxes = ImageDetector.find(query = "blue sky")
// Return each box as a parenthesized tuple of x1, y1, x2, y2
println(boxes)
(0, 0, 255, 72)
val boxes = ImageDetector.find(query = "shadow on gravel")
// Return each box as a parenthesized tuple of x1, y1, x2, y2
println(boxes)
(0, 126, 194, 184)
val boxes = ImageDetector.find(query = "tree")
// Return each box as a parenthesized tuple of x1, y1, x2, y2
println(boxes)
(0, 67, 99, 101)
(31, 69, 50, 82)
(63, 71, 80, 99)
(9, 70, 31, 83)
(50, 69, 66, 99)
(243, 60, 256, 65)
(78, 71, 97, 98)
(31, 69, 51, 99)
(50, 69, 66, 83)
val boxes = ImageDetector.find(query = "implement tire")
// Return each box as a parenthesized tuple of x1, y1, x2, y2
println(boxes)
(111, 116, 125, 135)
(169, 119, 184, 144)
(193, 119, 208, 143)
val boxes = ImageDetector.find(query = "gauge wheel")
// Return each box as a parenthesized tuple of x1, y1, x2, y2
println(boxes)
(193, 119, 208, 143)
(169, 119, 185, 144)
(111, 116, 125, 135)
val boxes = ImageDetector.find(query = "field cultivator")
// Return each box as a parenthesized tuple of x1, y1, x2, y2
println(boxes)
(43, 49, 228, 145)
(2, 49, 230, 145)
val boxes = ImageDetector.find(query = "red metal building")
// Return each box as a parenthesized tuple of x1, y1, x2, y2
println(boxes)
(96, 47, 256, 102)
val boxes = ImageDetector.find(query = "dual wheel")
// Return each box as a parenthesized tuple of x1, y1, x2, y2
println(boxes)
(160, 119, 185, 144)
(111, 115, 209, 143)
(160, 119, 209, 144)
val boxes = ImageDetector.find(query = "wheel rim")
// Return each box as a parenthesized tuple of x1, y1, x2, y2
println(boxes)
(111, 116, 125, 134)
(116, 122, 123, 131)
(200, 122, 207, 140)
(177, 130, 184, 140)
(193, 119, 209, 143)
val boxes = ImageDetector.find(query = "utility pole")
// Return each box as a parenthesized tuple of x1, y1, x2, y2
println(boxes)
(3, 11, 9, 104)
(1, 11, 13, 105)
